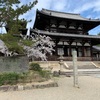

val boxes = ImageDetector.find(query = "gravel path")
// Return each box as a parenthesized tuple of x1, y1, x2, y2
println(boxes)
(0, 76, 100, 100)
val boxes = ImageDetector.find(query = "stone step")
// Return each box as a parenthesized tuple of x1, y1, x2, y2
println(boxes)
(35, 61, 100, 72)
(66, 62, 97, 69)
(60, 69, 100, 76)
(68, 65, 97, 69)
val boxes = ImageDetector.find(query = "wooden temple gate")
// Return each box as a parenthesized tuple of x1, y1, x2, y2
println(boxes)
(31, 9, 100, 61)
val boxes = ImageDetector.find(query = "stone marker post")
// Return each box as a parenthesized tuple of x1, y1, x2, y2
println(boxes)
(72, 50, 79, 88)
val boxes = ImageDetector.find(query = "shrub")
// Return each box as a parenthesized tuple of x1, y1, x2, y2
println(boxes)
(39, 70, 50, 79)
(29, 63, 42, 71)
(0, 70, 51, 86)
(18, 72, 29, 83)
(0, 72, 20, 86)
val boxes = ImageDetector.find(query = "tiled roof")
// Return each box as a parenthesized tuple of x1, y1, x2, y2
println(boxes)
(32, 29, 100, 40)
(40, 9, 100, 22)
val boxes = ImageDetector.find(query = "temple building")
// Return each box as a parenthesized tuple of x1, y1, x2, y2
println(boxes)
(31, 9, 100, 61)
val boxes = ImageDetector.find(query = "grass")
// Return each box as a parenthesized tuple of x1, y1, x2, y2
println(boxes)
(0, 70, 51, 86)
(0, 62, 51, 86)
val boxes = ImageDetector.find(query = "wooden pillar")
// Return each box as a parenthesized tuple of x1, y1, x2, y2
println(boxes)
(76, 48, 79, 57)
(90, 44, 93, 60)
(49, 19, 51, 32)
(68, 40, 73, 57)
(55, 41, 58, 56)
(69, 41, 72, 57)
(62, 41, 64, 56)
(97, 53, 99, 58)
(82, 42, 85, 57)
(76, 42, 79, 57)
(57, 20, 59, 32)
(55, 39, 59, 56)
(64, 46, 68, 56)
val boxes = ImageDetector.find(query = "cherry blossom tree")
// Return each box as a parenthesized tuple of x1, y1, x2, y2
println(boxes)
(23, 34, 55, 61)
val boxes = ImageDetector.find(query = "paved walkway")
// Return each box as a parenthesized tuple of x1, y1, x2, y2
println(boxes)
(0, 76, 100, 100)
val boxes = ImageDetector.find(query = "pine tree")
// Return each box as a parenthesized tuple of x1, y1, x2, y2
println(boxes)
(0, 0, 38, 34)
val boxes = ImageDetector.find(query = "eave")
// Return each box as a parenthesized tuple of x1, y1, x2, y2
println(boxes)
(31, 29, 100, 45)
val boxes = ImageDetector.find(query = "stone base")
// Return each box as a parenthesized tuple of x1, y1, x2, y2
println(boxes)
(0, 80, 58, 92)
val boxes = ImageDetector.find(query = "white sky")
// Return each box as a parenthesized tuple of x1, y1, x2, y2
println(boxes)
(1, 0, 100, 35)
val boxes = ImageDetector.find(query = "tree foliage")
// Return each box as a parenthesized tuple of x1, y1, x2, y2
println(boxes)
(0, 0, 38, 34)
(0, 0, 55, 61)
(0, 33, 55, 60)
(0, 34, 24, 54)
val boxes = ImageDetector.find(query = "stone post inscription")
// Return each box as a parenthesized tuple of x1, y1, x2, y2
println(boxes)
(72, 50, 79, 87)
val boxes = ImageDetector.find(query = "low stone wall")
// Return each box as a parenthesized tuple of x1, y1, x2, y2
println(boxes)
(0, 56, 29, 73)
(0, 80, 58, 92)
